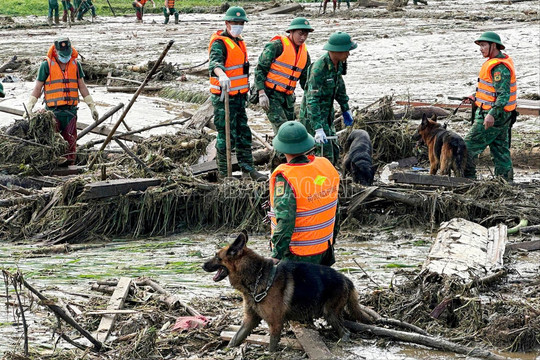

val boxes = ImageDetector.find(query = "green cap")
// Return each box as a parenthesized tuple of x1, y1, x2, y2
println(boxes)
(54, 37, 72, 58)
(475, 31, 505, 50)
(223, 6, 249, 22)
(323, 31, 357, 52)
(273, 121, 315, 155)
(286, 17, 314, 33)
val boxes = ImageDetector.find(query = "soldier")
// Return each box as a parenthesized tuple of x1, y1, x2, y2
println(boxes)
(208, 6, 267, 181)
(0, 83, 5, 98)
(76, 0, 97, 21)
(464, 32, 517, 181)
(269, 121, 339, 266)
(254, 17, 313, 168)
(132, 0, 155, 23)
(61, 0, 75, 22)
(322, 0, 337, 14)
(24, 37, 99, 165)
(300, 31, 357, 166)
(338, 0, 350, 9)
(163, 0, 179, 24)
(48, 0, 60, 25)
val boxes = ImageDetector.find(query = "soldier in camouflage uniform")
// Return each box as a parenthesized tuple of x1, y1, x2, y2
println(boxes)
(208, 6, 267, 181)
(464, 32, 516, 181)
(61, 0, 75, 22)
(300, 31, 357, 166)
(269, 121, 339, 266)
(254, 17, 313, 169)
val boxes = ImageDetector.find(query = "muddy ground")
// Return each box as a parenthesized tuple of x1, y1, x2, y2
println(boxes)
(0, 0, 539, 358)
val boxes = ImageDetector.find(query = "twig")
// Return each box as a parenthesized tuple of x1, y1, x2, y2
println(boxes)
(113, 139, 155, 176)
(353, 258, 381, 288)
(0, 133, 53, 149)
(177, 59, 209, 71)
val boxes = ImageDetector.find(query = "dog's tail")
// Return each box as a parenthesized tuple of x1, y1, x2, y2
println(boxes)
(345, 279, 378, 324)
(451, 137, 467, 177)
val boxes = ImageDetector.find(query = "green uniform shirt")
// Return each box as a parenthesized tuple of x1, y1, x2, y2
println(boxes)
(487, 52, 512, 124)
(300, 52, 350, 131)
(254, 38, 311, 92)
(271, 155, 330, 264)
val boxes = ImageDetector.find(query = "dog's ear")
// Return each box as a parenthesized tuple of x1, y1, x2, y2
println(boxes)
(431, 114, 438, 122)
(227, 231, 247, 257)
(421, 113, 428, 126)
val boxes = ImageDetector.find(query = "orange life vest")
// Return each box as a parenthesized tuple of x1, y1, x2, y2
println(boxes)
(208, 31, 249, 96)
(166, 0, 174, 7)
(475, 54, 517, 112)
(264, 35, 308, 95)
(269, 155, 340, 257)
(138, 0, 149, 5)
(44, 45, 80, 108)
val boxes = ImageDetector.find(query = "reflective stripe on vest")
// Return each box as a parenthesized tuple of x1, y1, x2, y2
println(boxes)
(44, 57, 80, 108)
(269, 155, 340, 257)
(264, 35, 308, 95)
(208, 31, 249, 96)
(475, 54, 517, 112)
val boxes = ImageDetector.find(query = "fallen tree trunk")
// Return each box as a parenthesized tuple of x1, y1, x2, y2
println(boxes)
(344, 321, 507, 360)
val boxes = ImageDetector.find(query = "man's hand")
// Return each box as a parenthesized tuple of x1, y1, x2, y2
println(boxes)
(271, 257, 280, 264)
(343, 110, 354, 126)
(23, 95, 38, 119)
(259, 91, 269, 111)
(218, 74, 230, 93)
(84, 95, 99, 121)
(152, 1, 156, 8)
(314, 128, 328, 144)
(463, 95, 476, 104)
(483, 114, 495, 129)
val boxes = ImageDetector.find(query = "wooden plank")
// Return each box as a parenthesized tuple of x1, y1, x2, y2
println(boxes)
(190, 154, 240, 175)
(505, 240, 540, 252)
(0, 105, 24, 116)
(395, 100, 540, 116)
(77, 121, 143, 143)
(107, 86, 163, 93)
(389, 172, 474, 187)
(95, 277, 132, 342)
(40, 165, 86, 176)
(220, 330, 303, 350)
(291, 322, 334, 359)
(81, 178, 161, 200)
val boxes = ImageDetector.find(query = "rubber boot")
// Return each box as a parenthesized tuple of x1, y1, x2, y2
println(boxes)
(48, 17, 53, 26)
(163, 15, 169, 24)
(243, 169, 268, 182)
(174, 12, 179, 24)
(55, 14, 60, 24)
(70, 8, 75, 21)
(62, 10, 68, 22)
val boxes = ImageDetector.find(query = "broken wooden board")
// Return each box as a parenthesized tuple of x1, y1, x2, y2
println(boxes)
(423, 218, 507, 280)
(260, 3, 303, 14)
(290, 322, 334, 359)
(395, 99, 540, 116)
(220, 329, 303, 350)
(389, 172, 474, 187)
(81, 178, 161, 200)
(95, 277, 132, 342)
(505, 239, 540, 253)
(40, 165, 86, 176)
(182, 97, 214, 131)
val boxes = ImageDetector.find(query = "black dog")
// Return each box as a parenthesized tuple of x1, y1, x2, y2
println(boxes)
(342, 129, 376, 185)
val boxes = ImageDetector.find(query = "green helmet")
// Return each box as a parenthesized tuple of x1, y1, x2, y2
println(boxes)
(323, 31, 358, 52)
(223, 6, 249, 22)
(273, 121, 315, 155)
(286, 17, 314, 33)
(475, 31, 505, 50)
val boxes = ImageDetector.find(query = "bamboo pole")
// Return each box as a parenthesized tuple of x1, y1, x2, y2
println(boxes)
(77, 102, 124, 139)
(224, 91, 232, 177)
(87, 40, 174, 170)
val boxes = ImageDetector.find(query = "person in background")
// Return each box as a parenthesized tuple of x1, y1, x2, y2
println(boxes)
(163, 0, 179, 24)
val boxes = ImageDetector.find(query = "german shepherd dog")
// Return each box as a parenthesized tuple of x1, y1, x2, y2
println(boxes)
(414, 114, 467, 177)
(342, 129, 376, 185)
(202, 231, 368, 352)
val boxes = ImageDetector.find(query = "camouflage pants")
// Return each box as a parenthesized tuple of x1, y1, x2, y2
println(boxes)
(464, 109, 513, 180)
(48, 0, 59, 17)
(77, 0, 96, 19)
(212, 94, 254, 176)
(265, 90, 295, 169)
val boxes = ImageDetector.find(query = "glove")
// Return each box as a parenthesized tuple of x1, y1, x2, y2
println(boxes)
(314, 128, 328, 144)
(24, 95, 38, 119)
(259, 91, 269, 111)
(152, 2, 156, 7)
(218, 74, 230, 92)
(343, 110, 354, 126)
(463, 95, 475, 104)
(84, 95, 99, 121)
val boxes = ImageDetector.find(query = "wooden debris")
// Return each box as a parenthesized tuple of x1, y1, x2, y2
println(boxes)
(389, 172, 474, 187)
(78, 103, 125, 139)
(0, 55, 18, 72)
(77, 120, 143, 143)
(183, 97, 214, 130)
(40, 165, 86, 176)
(220, 328, 302, 350)
(114, 138, 155, 176)
(95, 277, 132, 342)
(422, 218, 507, 280)
(107, 86, 163, 93)
(290, 322, 334, 359)
(81, 178, 161, 200)
(260, 3, 303, 14)
(396, 99, 540, 116)
(505, 239, 540, 252)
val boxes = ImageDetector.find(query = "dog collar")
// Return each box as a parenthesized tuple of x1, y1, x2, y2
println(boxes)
(252, 265, 277, 303)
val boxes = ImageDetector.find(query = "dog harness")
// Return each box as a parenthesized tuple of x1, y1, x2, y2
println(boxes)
(475, 54, 517, 112)
(251, 264, 277, 303)
(264, 35, 308, 95)
(208, 31, 249, 96)
(269, 155, 340, 257)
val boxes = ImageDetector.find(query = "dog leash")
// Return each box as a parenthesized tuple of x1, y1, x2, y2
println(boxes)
(252, 264, 277, 303)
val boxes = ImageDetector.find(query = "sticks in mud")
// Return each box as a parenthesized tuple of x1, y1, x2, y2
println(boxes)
(88, 40, 175, 170)
(78, 102, 125, 139)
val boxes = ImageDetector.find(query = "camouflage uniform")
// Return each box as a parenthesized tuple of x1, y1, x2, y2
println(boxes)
(48, 0, 59, 19)
(255, 39, 311, 134)
(270, 155, 337, 265)
(0, 83, 5, 98)
(209, 30, 255, 176)
(300, 52, 350, 165)
(464, 52, 513, 181)
(75, 0, 96, 20)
